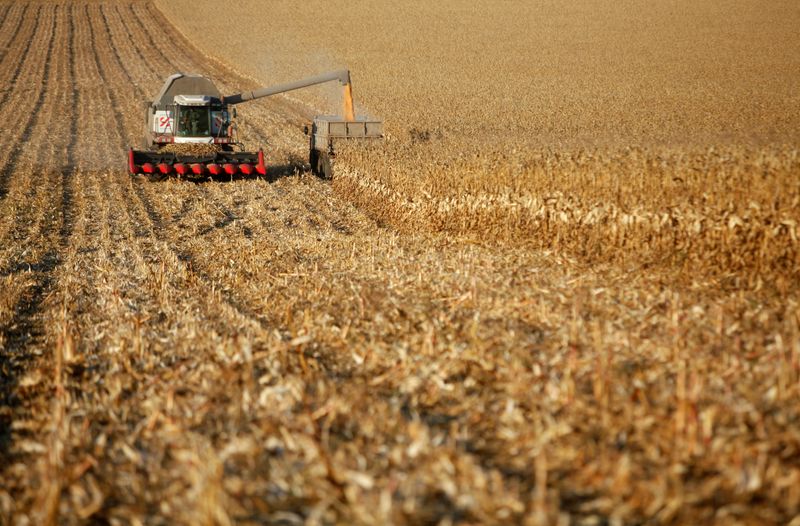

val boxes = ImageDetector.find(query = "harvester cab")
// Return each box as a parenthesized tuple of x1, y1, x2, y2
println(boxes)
(128, 69, 382, 179)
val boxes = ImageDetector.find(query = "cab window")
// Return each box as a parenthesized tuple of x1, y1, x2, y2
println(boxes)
(177, 106, 210, 137)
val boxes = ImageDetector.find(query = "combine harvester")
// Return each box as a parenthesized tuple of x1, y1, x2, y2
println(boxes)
(127, 70, 382, 179)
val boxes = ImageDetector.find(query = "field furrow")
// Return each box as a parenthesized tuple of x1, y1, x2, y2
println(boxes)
(0, 4, 50, 184)
(84, 4, 274, 338)
(0, 4, 26, 63)
(0, 4, 36, 99)
(0, 3, 73, 290)
(0, 7, 80, 509)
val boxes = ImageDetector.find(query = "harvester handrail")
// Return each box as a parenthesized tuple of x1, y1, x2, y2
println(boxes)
(223, 69, 351, 105)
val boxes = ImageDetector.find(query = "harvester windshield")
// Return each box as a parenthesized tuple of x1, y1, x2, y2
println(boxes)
(177, 106, 210, 137)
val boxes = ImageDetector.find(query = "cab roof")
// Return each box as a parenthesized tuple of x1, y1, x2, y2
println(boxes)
(152, 73, 222, 109)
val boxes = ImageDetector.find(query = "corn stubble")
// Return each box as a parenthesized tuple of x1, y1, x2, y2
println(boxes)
(0, 1, 799, 525)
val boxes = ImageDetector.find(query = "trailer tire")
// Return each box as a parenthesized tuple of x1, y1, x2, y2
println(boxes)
(317, 152, 333, 180)
(309, 148, 319, 175)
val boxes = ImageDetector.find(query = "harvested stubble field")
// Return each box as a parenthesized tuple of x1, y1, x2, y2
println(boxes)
(0, 0, 798, 525)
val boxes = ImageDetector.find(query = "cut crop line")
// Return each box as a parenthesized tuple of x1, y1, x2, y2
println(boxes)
(0, 4, 45, 162)
(0, 3, 78, 468)
(111, 3, 166, 78)
(0, 3, 27, 63)
(0, 7, 56, 202)
(84, 2, 269, 337)
(0, 5, 40, 107)
(0, 7, 65, 269)
(96, 4, 137, 87)
(0, 2, 77, 313)
(91, 2, 277, 331)
(128, 2, 184, 73)
(60, 3, 79, 245)
(101, 3, 156, 79)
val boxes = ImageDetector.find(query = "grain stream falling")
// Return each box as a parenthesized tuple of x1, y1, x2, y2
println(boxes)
(343, 82, 355, 122)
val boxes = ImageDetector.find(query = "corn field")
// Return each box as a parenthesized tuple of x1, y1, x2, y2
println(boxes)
(0, 1, 798, 524)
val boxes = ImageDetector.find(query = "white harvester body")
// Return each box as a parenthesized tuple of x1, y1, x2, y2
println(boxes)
(128, 70, 382, 179)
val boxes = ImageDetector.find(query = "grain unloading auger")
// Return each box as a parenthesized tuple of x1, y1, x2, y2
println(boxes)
(128, 69, 382, 179)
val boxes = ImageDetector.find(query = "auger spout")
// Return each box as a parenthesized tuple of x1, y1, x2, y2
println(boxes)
(224, 69, 352, 106)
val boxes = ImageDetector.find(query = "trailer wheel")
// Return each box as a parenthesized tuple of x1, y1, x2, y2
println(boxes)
(318, 152, 333, 180)
(310, 149, 333, 180)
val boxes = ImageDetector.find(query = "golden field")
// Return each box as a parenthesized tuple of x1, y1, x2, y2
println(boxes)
(0, 1, 797, 524)
(158, 0, 800, 279)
